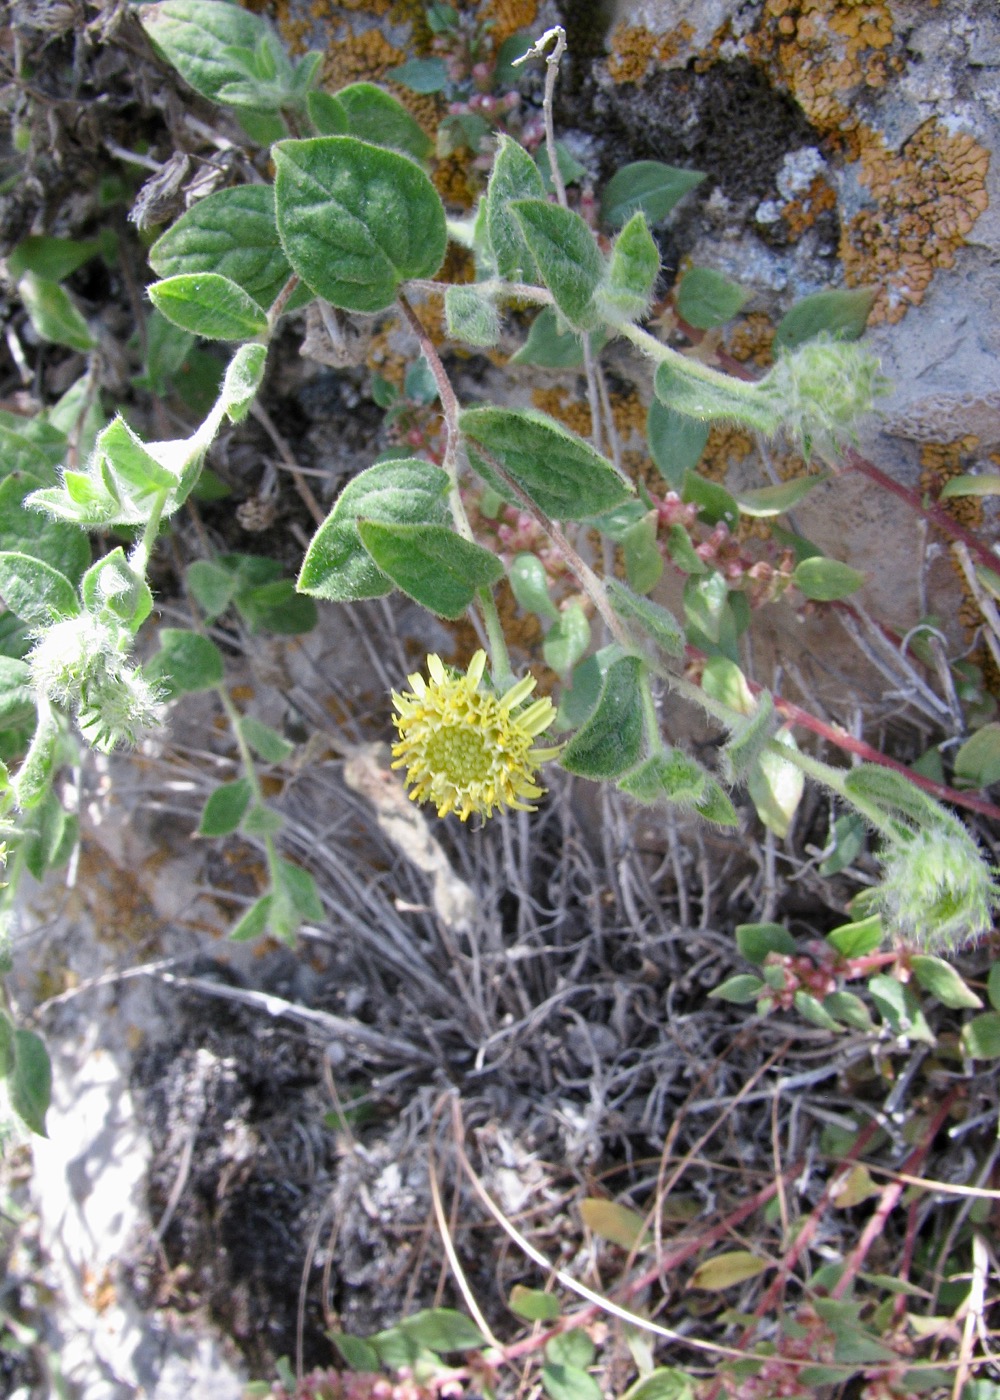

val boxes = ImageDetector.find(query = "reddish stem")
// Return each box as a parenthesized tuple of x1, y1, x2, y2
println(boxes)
(843, 450, 1000, 576)
(685, 643, 1000, 823)
(831, 1088, 958, 1299)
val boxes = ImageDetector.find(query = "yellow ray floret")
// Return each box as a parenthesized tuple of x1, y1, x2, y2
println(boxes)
(391, 650, 562, 821)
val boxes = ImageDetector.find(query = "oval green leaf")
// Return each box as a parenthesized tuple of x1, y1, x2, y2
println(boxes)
(149, 185, 301, 313)
(599, 160, 705, 229)
(198, 778, 253, 836)
(510, 198, 603, 331)
(0, 552, 79, 627)
(688, 1251, 768, 1291)
(676, 266, 749, 330)
(561, 655, 645, 779)
(792, 555, 865, 601)
(773, 287, 876, 351)
(297, 459, 449, 601)
(149, 273, 268, 341)
(273, 136, 446, 312)
(910, 955, 982, 1010)
(357, 520, 503, 619)
(460, 405, 632, 521)
(10, 1029, 52, 1137)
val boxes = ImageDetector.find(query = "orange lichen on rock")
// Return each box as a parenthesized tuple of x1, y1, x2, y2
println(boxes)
(919, 436, 984, 534)
(781, 172, 837, 240)
(531, 385, 593, 439)
(433, 151, 483, 210)
(530, 385, 647, 444)
(607, 21, 695, 85)
(482, 0, 538, 45)
(725, 313, 776, 368)
(841, 121, 991, 324)
(747, 0, 901, 131)
(698, 425, 755, 482)
(323, 24, 404, 87)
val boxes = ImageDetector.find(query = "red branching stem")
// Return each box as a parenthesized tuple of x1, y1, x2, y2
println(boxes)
(830, 1087, 959, 1300)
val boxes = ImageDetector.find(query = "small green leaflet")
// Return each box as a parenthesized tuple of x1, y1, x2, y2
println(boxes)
(145, 628, 225, 697)
(599, 211, 659, 322)
(141, 0, 292, 109)
(444, 285, 499, 348)
(148, 185, 305, 314)
(647, 399, 709, 488)
(0, 552, 79, 628)
(792, 555, 865, 601)
(484, 136, 547, 282)
(18, 272, 94, 352)
(733, 473, 829, 517)
(774, 287, 876, 351)
(676, 266, 749, 330)
(511, 307, 586, 368)
(149, 273, 268, 341)
(336, 82, 433, 161)
(600, 160, 705, 229)
(510, 199, 603, 331)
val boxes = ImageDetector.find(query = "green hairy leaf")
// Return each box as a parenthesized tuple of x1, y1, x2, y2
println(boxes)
(600, 160, 705, 228)
(145, 628, 225, 697)
(297, 459, 450, 602)
(618, 748, 708, 808)
(336, 82, 433, 161)
(273, 136, 446, 312)
(18, 272, 94, 352)
(149, 273, 268, 340)
(356, 520, 503, 619)
(149, 185, 305, 314)
(647, 399, 709, 488)
(141, 0, 292, 109)
(8, 233, 105, 282)
(199, 778, 253, 837)
(561, 655, 645, 779)
(510, 198, 604, 330)
(599, 211, 659, 321)
(748, 730, 804, 838)
(444, 285, 499, 348)
(80, 548, 153, 630)
(774, 287, 876, 351)
(654, 359, 779, 435)
(484, 135, 547, 281)
(0, 552, 79, 628)
(460, 405, 632, 520)
(543, 603, 591, 678)
(676, 266, 749, 330)
(511, 305, 586, 368)
(606, 579, 685, 657)
(9, 1028, 52, 1137)
(0, 475, 90, 585)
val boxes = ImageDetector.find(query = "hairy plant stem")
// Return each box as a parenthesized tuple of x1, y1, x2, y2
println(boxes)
(128, 486, 169, 582)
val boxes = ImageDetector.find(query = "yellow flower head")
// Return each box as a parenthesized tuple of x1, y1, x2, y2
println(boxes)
(391, 650, 562, 821)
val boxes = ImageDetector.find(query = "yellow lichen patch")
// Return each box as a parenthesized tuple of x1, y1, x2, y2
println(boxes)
(482, 0, 538, 45)
(323, 25, 405, 88)
(841, 121, 991, 324)
(529, 385, 646, 443)
(608, 21, 695, 84)
(725, 313, 776, 368)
